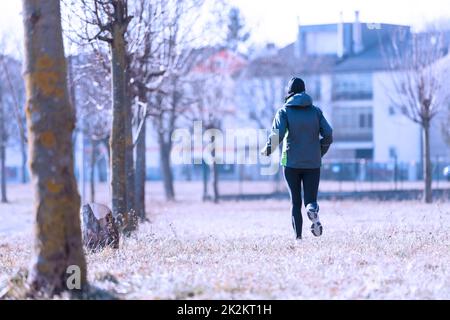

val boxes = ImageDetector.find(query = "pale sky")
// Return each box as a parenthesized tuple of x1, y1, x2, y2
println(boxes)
(1, 0, 449, 55)
(229, 0, 450, 46)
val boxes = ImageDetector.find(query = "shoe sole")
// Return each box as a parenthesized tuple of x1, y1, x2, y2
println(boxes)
(307, 207, 323, 237)
(307, 209, 318, 222)
(311, 221, 323, 237)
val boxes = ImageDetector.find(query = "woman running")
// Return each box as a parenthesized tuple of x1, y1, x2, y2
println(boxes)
(261, 77, 333, 240)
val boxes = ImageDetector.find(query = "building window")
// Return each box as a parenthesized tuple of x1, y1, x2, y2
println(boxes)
(359, 114, 366, 128)
(356, 149, 374, 160)
(359, 113, 373, 128)
(332, 106, 373, 141)
(332, 73, 373, 100)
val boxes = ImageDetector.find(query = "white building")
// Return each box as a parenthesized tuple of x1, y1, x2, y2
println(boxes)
(238, 12, 450, 180)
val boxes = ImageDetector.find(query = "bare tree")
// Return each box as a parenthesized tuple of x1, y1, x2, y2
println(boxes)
(0, 34, 28, 186)
(129, 0, 216, 207)
(66, 0, 137, 232)
(186, 63, 236, 203)
(226, 6, 250, 54)
(385, 30, 449, 203)
(70, 54, 112, 204)
(0, 51, 27, 194)
(144, 0, 213, 201)
(127, 0, 166, 215)
(22, 0, 86, 295)
(67, 0, 226, 208)
(0, 85, 8, 203)
(237, 74, 285, 191)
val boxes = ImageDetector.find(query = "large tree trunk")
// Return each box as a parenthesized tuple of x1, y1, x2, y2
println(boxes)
(135, 115, 146, 220)
(423, 124, 432, 203)
(90, 139, 97, 203)
(159, 137, 175, 201)
(110, 8, 128, 229)
(22, 0, 86, 295)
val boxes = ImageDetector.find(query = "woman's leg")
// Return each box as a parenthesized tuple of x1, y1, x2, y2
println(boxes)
(283, 167, 303, 239)
(302, 168, 322, 236)
(302, 168, 320, 205)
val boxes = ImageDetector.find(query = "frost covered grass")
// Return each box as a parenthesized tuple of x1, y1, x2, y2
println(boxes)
(1, 184, 449, 299)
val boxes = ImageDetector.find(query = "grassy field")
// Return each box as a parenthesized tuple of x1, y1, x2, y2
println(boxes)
(0, 183, 449, 299)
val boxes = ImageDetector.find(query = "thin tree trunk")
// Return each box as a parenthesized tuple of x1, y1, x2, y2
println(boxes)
(110, 12, 128, 228)
(157, 79, 178, 202)
(123, 64, 137, 233)
(97, 155, 106, 183)
(159, 137, 175, 201)
(423, 124, 432, 203)
(273, 144, 283, 192)
(202, 160, 209, 201)
(212, 162, 219, 203)
(123, 117, 137, 233)
(22, 0, 86, 295)
(135, 116, 146, 220)
(103, 137, 111, 167)
(0, 142, 7, 204)
(20, 137, 28, 183)
(0, 89, 7, 203)
(101, 136, 110, 185)
(272, 169, 279, 193)
(90, 139, 97, 203)
(211, 135, 219, 203)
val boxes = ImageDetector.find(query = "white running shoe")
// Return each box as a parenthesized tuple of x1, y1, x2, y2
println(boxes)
(306, 203, 323, 237)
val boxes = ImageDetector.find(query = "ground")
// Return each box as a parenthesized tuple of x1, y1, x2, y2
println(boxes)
(0, 183, 449, 299)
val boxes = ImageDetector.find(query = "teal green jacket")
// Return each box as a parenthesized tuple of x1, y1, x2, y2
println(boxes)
(263, 93, 333, 169)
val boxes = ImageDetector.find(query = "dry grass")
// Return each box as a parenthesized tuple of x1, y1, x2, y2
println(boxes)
(0, 184, 449, 299)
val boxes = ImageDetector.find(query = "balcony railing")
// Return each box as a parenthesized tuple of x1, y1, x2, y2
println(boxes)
(333, 128, 373, 142)
(332, 91, 373, 101)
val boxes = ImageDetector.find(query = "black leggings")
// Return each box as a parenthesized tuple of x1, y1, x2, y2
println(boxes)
(283, 167, 320, 238)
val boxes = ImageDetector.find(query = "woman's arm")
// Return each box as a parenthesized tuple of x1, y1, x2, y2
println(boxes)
(261, 108, 288, 156)
(318, 109, 333, 157)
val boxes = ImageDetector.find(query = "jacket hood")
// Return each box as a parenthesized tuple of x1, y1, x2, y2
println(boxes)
(285, 92, 313, 108)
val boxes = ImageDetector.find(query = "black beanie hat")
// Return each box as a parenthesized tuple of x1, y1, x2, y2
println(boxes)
(287, 77, 306, 94)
